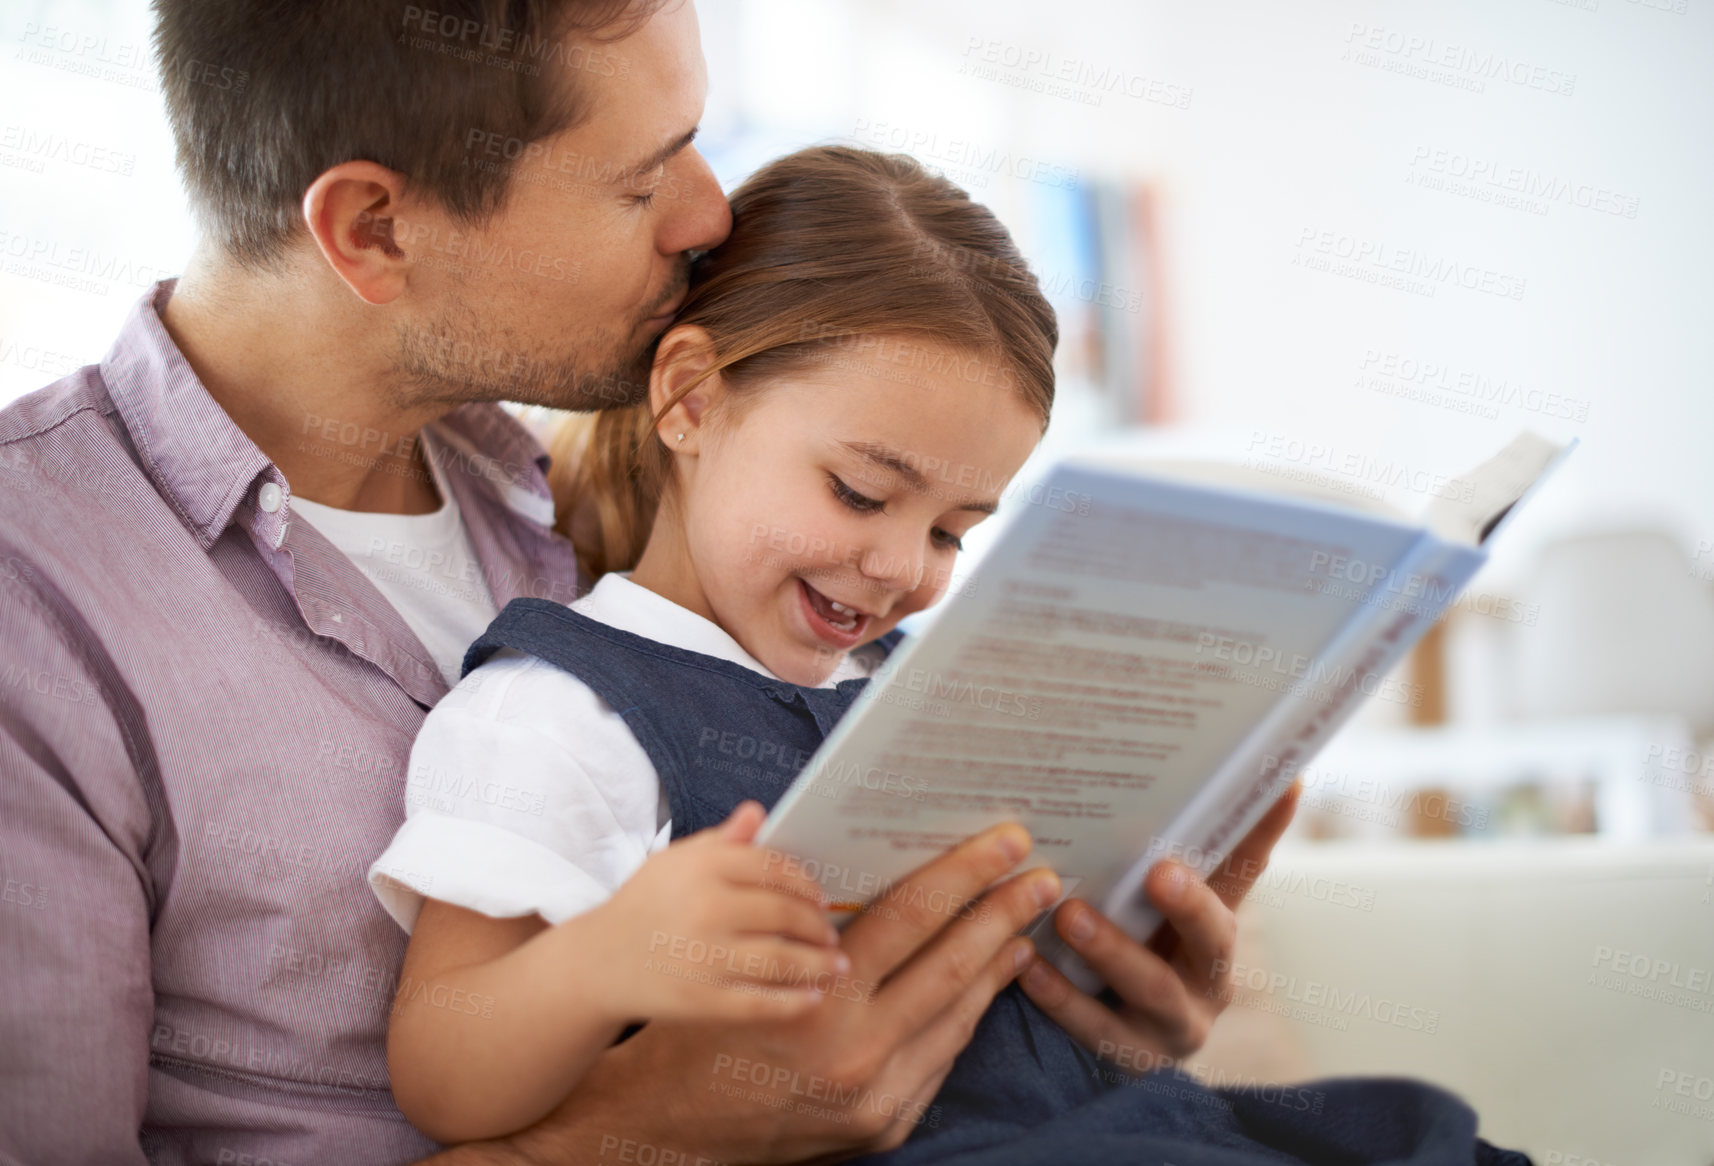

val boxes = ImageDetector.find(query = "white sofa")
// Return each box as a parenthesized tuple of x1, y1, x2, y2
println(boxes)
(1196, 837, 1714, 1165)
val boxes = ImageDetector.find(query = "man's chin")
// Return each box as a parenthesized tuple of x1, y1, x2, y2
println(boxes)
(528, 363, 652, 411)
(393, 310, 659, 412)
(497, 347, 657, 411)
(643, 303, 684, 334)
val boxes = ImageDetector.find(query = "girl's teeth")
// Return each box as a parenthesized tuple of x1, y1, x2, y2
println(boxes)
(805, 583, 859, 632)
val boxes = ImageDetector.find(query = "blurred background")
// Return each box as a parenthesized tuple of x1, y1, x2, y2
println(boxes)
(3, 0, 1711, 1160)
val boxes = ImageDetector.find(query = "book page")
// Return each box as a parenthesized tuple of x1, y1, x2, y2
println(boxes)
(1070, 453, 1408, 523)
(1425, 430, 1569, 546)
(759, 464, 1436, 916)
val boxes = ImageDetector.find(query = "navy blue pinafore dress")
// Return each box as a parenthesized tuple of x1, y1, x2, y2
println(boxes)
(462, 598, 1530, 1166)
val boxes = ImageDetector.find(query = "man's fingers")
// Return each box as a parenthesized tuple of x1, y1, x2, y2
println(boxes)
(1038, 900, 1207, 1054)
(1016, 956, 1136, 1060)
(841, 822, 1033, 982)
(1144, 860, 1238, 988)
(1210, 781, 1301, 910)
(876, 935, 1036, 1115)
(873, 867, 1057, 1044)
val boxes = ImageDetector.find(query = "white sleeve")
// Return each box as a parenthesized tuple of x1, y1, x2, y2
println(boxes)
(368, 650, 671, 932)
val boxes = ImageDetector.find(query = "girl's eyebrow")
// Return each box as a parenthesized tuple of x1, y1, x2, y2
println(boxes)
(838, 440, 998, 515)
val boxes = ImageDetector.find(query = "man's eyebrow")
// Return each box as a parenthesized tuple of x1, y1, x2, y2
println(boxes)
(838, 441, 999, 515)
(623, 126, 698, 182)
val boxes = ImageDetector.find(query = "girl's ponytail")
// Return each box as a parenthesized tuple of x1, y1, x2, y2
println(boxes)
(548, 401, 663, 582)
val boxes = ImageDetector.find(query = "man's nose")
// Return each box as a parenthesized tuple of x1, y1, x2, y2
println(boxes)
(659, 146, 731, 256)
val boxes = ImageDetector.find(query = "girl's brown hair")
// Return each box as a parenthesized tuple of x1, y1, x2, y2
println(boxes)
(547, 145, 1058, 580)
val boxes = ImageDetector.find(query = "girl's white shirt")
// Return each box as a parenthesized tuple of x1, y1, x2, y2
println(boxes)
(367, 571, 882, 933)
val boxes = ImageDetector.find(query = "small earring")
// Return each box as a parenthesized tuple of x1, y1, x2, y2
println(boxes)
(676, 433, 685, 442)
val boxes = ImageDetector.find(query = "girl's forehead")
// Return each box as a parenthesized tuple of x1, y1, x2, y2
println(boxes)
(740, 360, 1043, 487)
(757, 347, 1031, 429)
(768, 338, 1022, 405)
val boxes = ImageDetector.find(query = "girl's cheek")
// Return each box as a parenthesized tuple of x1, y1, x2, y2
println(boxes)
(901, 572, 950, 614)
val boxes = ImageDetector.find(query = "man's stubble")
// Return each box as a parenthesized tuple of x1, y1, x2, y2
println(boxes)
(390, 289, 660, 416)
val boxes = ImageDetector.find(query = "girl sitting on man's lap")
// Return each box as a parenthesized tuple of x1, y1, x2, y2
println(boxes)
(368, 144, 1059, 1143)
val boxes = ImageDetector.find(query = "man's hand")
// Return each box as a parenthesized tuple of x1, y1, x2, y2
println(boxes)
(1017, 783, 1301, 1069)
(477, 822, 1059, 1166)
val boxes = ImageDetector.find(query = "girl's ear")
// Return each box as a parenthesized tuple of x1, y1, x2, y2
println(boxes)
(648, 325, 724, 453)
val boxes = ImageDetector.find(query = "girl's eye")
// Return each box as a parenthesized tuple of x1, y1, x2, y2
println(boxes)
(828, 475, 884, 514)
(830, 475, 964, 550)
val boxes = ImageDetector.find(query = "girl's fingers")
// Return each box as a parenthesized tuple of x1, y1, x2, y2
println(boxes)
(725, 888, 843, 949)
(647, 972, 828, 1023)
(675, 800, 766, 848)
(718, 936, 852, 988)
(720, 843, 827, 904)
(698, 984, 827, 1022)
(717, 800, 767, 842)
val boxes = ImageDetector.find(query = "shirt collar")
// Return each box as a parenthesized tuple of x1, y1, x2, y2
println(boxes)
(576, 572, 873, 688)
(102, 280, 273, 550)
(425, 403, 557, 530)
(101, 280, 561, 550)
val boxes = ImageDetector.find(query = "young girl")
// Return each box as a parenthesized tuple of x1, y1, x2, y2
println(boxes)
(367, 145, 1060, 1143)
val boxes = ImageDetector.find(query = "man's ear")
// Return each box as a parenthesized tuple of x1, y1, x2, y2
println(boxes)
(648, 325, 725, 453)
(301, 161, 415, 306)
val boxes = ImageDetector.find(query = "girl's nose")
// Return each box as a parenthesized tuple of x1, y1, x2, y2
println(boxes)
(858, 540, 925, 594)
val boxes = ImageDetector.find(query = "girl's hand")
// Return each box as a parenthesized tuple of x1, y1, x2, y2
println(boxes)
(585, 801, 849, 1023)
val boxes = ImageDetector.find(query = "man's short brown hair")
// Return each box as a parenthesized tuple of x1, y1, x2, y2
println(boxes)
(152, 0, 668, 268)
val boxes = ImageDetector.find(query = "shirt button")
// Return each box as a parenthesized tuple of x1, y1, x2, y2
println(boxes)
(258, 482, 284, 513)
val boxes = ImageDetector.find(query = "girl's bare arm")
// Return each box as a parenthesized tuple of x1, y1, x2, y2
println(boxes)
(387, 804, 844, 1144)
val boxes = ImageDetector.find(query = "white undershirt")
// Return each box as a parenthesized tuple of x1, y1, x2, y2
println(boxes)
(366, 571, 882, 933)
(291, 438, 498, 686)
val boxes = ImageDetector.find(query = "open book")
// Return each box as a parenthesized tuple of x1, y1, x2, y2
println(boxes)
(756, 432, 1573, 991)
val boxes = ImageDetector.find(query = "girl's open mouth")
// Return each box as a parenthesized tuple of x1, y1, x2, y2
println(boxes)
(798, 578, 872, 647)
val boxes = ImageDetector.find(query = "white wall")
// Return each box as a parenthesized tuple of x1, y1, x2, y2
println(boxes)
(10, 0, 1709, 577)
(0, 0, 195, 395)
(714, 0, 1712, 589)
(5, 0, 1710, 606)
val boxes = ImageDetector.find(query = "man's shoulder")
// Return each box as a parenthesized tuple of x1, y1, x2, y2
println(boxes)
(0, 367, 164, 597)
(0, 364, 117, 449)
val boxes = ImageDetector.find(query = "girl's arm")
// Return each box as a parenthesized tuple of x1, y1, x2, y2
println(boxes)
(387, 803, 846, 1144)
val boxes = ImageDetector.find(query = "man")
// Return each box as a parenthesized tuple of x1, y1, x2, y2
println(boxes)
(0, 1, 1294, 1162)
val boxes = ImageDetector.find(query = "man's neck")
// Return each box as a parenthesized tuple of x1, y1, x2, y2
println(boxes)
(159, 246, 447, 514)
